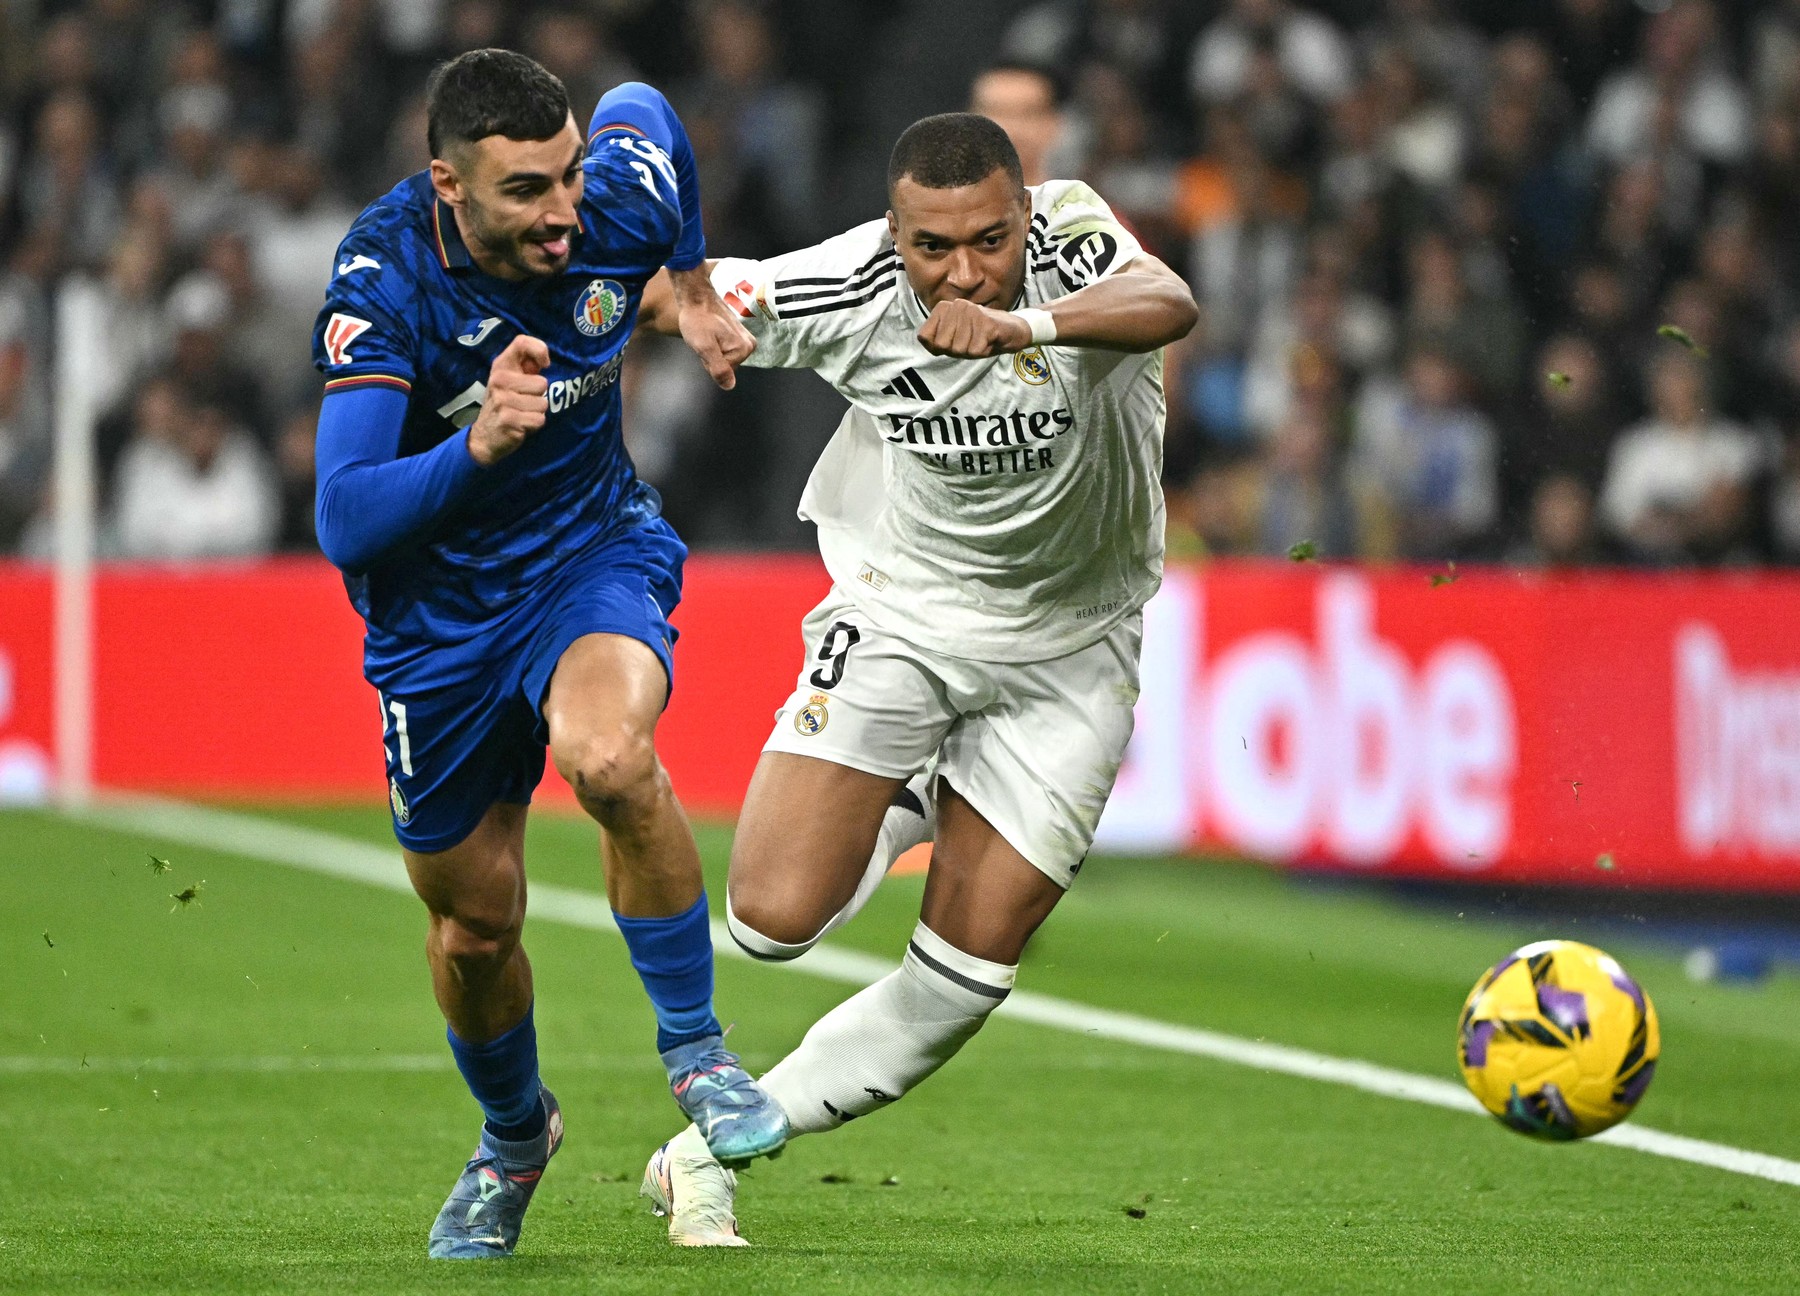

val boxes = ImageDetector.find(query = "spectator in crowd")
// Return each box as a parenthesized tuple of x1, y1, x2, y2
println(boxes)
(1511, 473, 1604, 567)
(1243, 267, 1391, 441)
(1076, 64, 1188, 257)
(162, 272, 268, 441)
(620, 332, 721, 523)
(203, 228, 310, 414)
(7, 0, 1800, 567)
(143, 32, 244, 251)
(1398, 227, 1522, 404)
(284, 23, 392, 199)
(1002, 0, 1180, 105)
(1249, 406, 1359, 558)
(89, 225, 170, 426)
(241, 143, 356, 346)
(1353, 344, 1499, 559)
(19, 90, 119, 275)
(1190, 0, 1355, 110)
(0, 289, 49, 549)
(1586, 0, 1750, 169)
(1163, 448, 1259, 561)
(1600, 350, 1762, 563)
(1365, 42, 1462, 193)
(273, 400, 318, 553)
(970, 63, 1070, 189)
(111, 378, 278, 560)
(677, 0, 824, 255)
(1507, 333, 1622, 518)
(1183, 106, 1305, 358)
(521, 3, 637, 125)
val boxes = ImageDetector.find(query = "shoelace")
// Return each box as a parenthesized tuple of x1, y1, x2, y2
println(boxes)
(682, 1054, 760, 1106)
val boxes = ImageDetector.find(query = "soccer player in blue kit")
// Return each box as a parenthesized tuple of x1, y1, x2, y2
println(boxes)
(309, 50, 785, 1258)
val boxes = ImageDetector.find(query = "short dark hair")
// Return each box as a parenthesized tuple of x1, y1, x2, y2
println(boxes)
(886, 112, 1023, 197)
(426, 48, 571, 160)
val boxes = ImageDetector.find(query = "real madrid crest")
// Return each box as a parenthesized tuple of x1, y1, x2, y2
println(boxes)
(1014, 347, 1051, 385)
(575, 278, 626, 337)
(794, 693, 831, 736)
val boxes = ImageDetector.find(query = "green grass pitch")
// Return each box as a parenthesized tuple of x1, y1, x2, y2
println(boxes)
(3, 803, 1798, 1294)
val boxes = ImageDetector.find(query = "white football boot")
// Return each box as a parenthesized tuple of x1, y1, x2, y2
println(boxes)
(640, 1125, 750, 1247)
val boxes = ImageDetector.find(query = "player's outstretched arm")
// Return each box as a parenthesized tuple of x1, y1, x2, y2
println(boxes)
(918, 254, 1198, 359)
(670, 266, 755, 390)
(635, 266, 686, 336)
(635, 264, 756, 390)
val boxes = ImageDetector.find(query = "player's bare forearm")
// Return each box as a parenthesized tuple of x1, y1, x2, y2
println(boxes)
(637, 262, 719, 336)
(1031, 255, 1198, 353)
(670, 264, 755, 389)
(917, 255, 1198, 359)
(636, 262, 753, 389)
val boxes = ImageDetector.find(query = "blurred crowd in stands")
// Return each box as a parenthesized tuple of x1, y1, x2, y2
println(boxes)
(3, 0, 1800, 568)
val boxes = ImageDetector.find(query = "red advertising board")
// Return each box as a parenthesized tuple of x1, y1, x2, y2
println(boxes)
(1, 557, 1798, 892)
(0, 557, 828, 816)
(1101, 564, 1800, 891)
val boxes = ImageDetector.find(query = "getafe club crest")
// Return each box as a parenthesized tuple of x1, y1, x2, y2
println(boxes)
(794, 693, 831, 736)
(1014, 347, 1051, 385)
(575, 278, 626, 337)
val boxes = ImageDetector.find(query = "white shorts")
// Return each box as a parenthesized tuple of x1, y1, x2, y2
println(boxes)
(761, 588, 1143, 888)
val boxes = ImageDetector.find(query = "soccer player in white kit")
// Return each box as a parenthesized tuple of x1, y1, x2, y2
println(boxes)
(633, 112, 1198, 1244)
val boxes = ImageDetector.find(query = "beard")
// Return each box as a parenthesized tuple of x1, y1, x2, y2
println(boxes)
(465, 200, 572, 279)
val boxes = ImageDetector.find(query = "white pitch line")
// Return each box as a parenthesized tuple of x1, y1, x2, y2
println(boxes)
(0, 1054, 452, 1075)
(61, 795, 1800, 1189)
(0, 1054, 660, 1076)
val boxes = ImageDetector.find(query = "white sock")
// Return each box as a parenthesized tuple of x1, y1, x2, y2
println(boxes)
(727, 776, 935, 962)
(758, 921, 1015, 1136)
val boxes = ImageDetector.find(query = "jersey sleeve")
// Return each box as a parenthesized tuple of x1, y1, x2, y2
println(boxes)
(314, 384, 484, 573)
(311, 228, 419, 398)
(1031, 180, 1145, 299)
(707, 220, 898, 377)
(586, 82, 703, 270)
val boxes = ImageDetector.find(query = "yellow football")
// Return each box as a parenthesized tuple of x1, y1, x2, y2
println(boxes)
(1457, 939, 1659, 1140)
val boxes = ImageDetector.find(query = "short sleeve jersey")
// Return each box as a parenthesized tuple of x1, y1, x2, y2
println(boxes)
(710, 181, 1165, 663)
(311, 125, 688, 673)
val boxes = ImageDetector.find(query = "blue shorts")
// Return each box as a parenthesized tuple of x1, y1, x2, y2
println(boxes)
(374, 519, 684, 853)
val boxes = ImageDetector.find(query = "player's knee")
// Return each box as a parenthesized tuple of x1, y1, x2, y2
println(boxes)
(438, 908, 522, 975)
(557, 731, 660, 819)
(725, 889, 826, 961)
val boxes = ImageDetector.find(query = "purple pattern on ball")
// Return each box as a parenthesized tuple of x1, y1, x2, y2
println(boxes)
(1540, 1083, 1577, 1130)
(1536, 984, 1591, 1038)
(1617, 1060, 1657, 1106)
(1608, 969, 1647, 1014)
(1464, 1021, 1497, 1067)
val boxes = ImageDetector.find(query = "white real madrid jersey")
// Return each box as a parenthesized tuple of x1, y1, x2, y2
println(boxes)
(710, 180, 1166, 663)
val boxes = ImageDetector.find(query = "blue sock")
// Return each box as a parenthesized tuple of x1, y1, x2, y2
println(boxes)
(446, 1002, 545, 1141)
(613, 891, 723, 1054)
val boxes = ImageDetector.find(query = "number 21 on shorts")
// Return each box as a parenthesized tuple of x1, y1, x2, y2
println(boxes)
(379, 693, 413, 776)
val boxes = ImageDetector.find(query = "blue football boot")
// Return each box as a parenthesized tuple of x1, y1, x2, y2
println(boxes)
(662, 1037, 788, 1168)
(427, 1087, 563, 1259)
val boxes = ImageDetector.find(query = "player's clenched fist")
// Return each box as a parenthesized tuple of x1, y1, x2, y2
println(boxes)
(917, 299, 1033, 359)
(468, 334, 551, 466)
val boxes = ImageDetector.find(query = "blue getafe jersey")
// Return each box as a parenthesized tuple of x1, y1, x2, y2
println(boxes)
(311, 108, 691, 683)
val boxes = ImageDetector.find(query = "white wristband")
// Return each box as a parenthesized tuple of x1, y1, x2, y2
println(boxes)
(1014, 308, 1057, 345)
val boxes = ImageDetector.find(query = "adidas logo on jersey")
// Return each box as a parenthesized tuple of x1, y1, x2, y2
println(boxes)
(880, 368, 934, 401)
